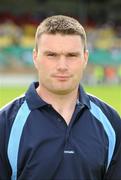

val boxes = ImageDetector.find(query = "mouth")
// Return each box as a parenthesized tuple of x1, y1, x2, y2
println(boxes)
(52, 75, 71, 81)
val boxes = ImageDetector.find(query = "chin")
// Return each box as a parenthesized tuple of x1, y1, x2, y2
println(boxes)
(52, 88, 74, 95)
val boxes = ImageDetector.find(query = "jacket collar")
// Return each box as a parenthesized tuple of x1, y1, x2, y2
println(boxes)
(77, 85, 91, 109)
(26, 82, 91, 110)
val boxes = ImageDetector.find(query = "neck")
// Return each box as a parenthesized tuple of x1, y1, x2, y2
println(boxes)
(36, 85, 79, 124)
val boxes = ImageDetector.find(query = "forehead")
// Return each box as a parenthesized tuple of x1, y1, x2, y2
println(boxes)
(37, 33, 83, 51)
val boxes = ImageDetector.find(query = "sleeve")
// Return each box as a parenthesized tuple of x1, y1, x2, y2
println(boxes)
(0, 110, 12, 179)
(104, 111, 121, 180)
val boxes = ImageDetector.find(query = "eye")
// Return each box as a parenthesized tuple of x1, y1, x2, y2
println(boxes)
(67, 53, 79, 58)
(70, 54, 77, 57)
(47, 52, 57, 57)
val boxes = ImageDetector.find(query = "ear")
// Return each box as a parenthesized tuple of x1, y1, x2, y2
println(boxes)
(33, 48, 38, 69)
(83, 50, 89, 69)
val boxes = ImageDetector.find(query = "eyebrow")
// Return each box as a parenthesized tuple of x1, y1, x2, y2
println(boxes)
(43, 50, 81, 56)
(66, 52, 81, 56)
(43, 51, 57, 55)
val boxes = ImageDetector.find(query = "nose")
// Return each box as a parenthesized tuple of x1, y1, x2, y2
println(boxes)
(57, 55, 68, 72)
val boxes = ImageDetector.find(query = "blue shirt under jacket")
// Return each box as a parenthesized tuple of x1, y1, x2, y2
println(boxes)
(0, 82, 121, 180)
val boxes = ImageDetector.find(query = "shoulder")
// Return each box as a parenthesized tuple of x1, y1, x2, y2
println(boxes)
(87, 93, 121, 136)
(0, 95, 26, 127)
(0, 95, 27, 150)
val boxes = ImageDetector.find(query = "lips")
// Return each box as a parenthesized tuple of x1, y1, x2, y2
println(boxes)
(55, 76, 69, 78)
(53, 75, 71, 80)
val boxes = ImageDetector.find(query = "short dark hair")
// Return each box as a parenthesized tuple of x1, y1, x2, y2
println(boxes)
(35, 15, 87, 51)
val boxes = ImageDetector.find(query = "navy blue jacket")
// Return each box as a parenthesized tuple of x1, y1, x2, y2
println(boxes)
(0, 82, 121, 180)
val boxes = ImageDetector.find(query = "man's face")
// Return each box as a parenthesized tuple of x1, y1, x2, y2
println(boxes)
(33, 33, 88, 95)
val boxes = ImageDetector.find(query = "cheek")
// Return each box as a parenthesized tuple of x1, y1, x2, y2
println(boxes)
(72, 63, 85, 78)
(38, 61, 52, 76)
(72, 62, 83, 72)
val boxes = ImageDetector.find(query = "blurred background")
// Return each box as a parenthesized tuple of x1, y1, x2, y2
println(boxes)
(0, 0, 121, 114)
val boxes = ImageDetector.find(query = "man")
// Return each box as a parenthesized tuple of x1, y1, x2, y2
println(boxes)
(0, 15, 121, 180)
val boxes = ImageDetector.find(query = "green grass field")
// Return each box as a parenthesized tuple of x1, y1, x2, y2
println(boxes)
(85, 85, 121, 116)
(0, 85, 121, 116)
